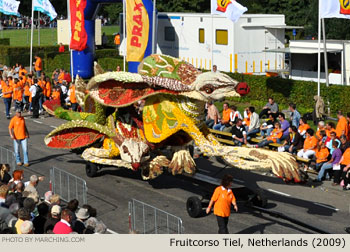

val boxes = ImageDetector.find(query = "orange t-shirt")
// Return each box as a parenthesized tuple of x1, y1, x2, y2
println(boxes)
(35, 57, 42, 71)
(9, 116, 27, 140)
(316, 127, 325, 139)
(2, 83, 13, 98)
(222, 108, 231, 123)
(298, 124, 310, 136)
(44, 82, 52, 97)
(58, 72, 64, 83)
(336, 116, 348, 138)
(211, 186, 236, 218)
(316, 147, 329, 163)
(303, 136, 318, 150)
(24, 84, 31, 97)
(341, 148, 350, 165)
(13, 83, 23, 101)
(69, 85, 77, 104)
(19, 69, 28, 77)
(244, 111, 251, 126)
(267, 128, 283, 143)
(326, 129, 336, 138)
(52, 90, 60, 100)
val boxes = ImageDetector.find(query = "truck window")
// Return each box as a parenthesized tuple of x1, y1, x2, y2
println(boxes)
(199, 28, 204, 43)
(164, 27, 175, 41)
(216, 29, 228, 45)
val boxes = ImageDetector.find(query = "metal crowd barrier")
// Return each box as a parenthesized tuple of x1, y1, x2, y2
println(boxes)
(128, 198, 184, 234)
(49, 166, 88, 205)
(0, 146, 16, 174)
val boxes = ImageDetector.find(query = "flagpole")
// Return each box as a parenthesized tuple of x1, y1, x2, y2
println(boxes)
(38, 11, 40, 46)
(68, 0, 73, 79)
(123, 0, 126, 71)
(211, 14, 213, 71)
(151, 0, 156, 54)
(317, 0, 321, 97)
(322, 18, 329, 87)
(30, 1, 34, 73)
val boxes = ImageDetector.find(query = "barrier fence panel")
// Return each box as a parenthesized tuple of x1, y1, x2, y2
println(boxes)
(128, 199, 184, 234)
(50, 167, 88, 205)
(0, 146, 16, 174)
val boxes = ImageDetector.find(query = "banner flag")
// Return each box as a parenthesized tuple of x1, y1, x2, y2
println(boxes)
(69, 0, 88, 51)
(126, 0, 150, 62)
(0, 0, 20, 16)
(211, 0, 247, 22)
(320, 0, 350, 19)
(33, 0, 57, 20)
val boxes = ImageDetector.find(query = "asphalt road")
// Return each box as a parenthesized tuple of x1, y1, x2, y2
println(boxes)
(1, 101, 349, 234)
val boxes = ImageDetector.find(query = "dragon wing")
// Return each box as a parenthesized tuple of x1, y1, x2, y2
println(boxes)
(44, 120, 116, 149)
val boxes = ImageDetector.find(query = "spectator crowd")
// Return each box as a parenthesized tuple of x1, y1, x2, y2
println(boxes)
(206, 97, 350, 190)
(0, 168, 107, 234)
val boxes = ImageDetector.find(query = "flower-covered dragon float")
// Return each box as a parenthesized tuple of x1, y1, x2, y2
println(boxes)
(43, 54, 302, 182)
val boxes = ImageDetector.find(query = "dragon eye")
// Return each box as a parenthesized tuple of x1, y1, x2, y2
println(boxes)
(200, 84, 215, 94)
(205, 88, 213, 94)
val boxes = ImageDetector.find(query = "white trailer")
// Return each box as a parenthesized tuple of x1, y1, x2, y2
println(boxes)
(284, 40, 350, 86)
(155, 13, 286, 74)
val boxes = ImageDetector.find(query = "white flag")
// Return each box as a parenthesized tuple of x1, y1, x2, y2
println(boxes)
(33, 0, 57, 21)
(211, 0, 247, 22)
(0, 0, 20, 16)
(320, 0, 350, 19)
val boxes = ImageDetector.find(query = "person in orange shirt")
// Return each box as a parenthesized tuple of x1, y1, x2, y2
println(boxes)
(206, 174, 238, 234)
(255, 122, 282, 148)
(298, 117, 310, 138)
(315, 142, 329, 171)
(57, 69, 65, 83)
(34, 55, 42, 78)
(346, 113, 350, 141)
(243, 107, 251, 127)
(213, 103, 231, 131)
(19, 65, 27, 77)
(340, 148, 350, 190)
(297, 128, 318, 160)
(316, 121, 326, 140)
(68, 83, 78, 111)
(13, 78, 23, 112)
(44, 77, 52, 101)
(2, 79, 13, 119)
(23, 81, 31, 112)
(335, 111, 348, 138)
(51, 87, 60, 100)
(114, 33, 120, 51)
(325, 122, 336, 138)
(8, 109, 29, 167)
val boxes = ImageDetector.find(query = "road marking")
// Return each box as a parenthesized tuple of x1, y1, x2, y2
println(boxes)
(107, 228, 118, 234)
(313, 202, 339, 211)
(267, 189, 291, 197)
(33, 120, 43, 124)
(50, 125, 56, 129)
(233, 179, 244, 183)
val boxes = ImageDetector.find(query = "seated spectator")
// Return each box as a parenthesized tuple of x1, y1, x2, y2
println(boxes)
(223, 105, 242, 133)
(340, 147, 350, 190)
(280, 126, 303, 154)
(213, 103, 231, 131)
(277, 113, 290, 143)
(259, 97, 279, 119)
(66, 199, 79, 223)
(316, 121, 326, 140)
(314, 140, 342, 182)
(82, 204, 97, 218)
(298, 118, 310, 138)
(23, 197, 36, 220)
(318, 130, 327, 144)
(254, 122, 282, 148)
(243, 107, 251, 127)
(314, 142, 329, 171)
(339, 134, 350, 153)
(326, 131, 341, 155)
(246, 107, 260, 140)
(347, 113, 350, 140)
(205, 101, 220, 129)
(230, 119, 247, 146)
(50, 194, 61, 206)
(259, 114, 276, 139)
(84, 217, 98, 234)
(289, 103, 301, 128)
(0, 184, 8, 206)
(297, 128, 318, 160)
(95, 221, 107, 234)
(326, 122, 336, 137)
